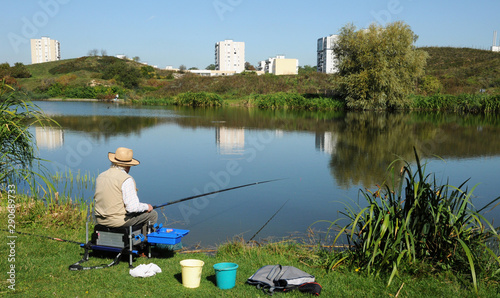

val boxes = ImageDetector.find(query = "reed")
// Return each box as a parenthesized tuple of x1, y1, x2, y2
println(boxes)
(318, 148, 500, 293)
(410, 94, 500, 112)
(248, 92, 345, 110)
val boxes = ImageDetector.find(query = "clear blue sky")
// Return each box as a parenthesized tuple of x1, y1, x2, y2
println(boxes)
(2, 0, 499, 69)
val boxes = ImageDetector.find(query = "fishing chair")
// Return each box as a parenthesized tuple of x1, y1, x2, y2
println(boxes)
(69, 222, 152, 270)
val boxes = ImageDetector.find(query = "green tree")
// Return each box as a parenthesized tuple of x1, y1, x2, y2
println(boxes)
(0, 63, 11, 80)
(140, 65, 156, 79)
(333, 21, 428, 110)
(298, 65, 317, 74)
(205, 64, 216, 70)
(11, 62, 31, 78)
(245, 62, 256, 71)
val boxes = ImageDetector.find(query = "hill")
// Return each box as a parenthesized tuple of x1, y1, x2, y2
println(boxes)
(6, 47, 500, 99)
(420, 47, 500, 94)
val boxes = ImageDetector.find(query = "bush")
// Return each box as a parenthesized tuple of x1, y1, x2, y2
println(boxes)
(249, 92, 344, 110)
(174, 92, 223, 107)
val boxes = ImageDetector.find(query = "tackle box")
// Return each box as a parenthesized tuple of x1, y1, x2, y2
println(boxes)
(147, 228, 190, 245)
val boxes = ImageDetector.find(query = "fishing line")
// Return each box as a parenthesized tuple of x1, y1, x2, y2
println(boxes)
(0, 229, 84, 245)
(248, 198, 290, 242)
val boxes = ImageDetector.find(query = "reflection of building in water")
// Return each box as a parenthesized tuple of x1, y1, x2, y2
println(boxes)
(315, 131, 337, 154)
(274, 130, 284, 138)
(216, 127, 245, 155)
(36, 127, 64, 150)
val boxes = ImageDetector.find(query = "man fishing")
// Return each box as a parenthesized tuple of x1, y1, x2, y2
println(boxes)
(94, 147, 158, 236)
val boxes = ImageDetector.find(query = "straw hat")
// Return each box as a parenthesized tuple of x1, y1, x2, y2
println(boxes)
(108, 147, 140, 166)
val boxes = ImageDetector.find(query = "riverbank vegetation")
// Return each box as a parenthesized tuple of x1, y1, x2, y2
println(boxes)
(316, 149, 500, 293)
(0, 81, 56, 186)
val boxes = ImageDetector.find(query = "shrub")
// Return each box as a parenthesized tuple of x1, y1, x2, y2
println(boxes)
(249, 92, 344, 110)
(174, 92, 223, 107)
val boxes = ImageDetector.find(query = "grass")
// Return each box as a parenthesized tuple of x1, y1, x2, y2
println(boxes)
(1, 223, 500, 297)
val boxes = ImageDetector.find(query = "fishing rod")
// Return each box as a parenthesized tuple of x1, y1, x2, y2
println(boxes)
(248, 198, 290, 242)
(153, 178, 285, 210)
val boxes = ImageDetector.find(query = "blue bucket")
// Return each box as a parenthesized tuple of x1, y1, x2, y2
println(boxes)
(213, 262, 238, 290)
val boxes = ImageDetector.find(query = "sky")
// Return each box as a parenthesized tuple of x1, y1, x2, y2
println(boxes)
(1, 0, 499, 69)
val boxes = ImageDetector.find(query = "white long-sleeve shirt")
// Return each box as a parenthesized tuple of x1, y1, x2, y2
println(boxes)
(121, 176, 149, 213)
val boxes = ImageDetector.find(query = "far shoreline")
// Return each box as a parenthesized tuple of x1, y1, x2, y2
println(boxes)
(39, 98, 100, 102)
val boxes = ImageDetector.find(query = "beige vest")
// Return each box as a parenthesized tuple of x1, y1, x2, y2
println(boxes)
(94, 167, 133, 227)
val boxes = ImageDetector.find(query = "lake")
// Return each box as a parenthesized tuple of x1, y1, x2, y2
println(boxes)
(31, 100, 500, 248)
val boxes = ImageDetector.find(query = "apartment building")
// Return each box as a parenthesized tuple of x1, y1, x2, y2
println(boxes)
(30, 37, 61, 64)
(259, 55, 298, 75)
(215, 40, 245, 73)
(317, 34, 338, 74)
(492, 31, 500, 52)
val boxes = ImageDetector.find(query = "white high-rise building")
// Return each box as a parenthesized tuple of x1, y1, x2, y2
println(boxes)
(215, 40, 245, 73)
(317, 34, 339, 74)
(492, 31, 500, 52)
(30, 37, 61, 64)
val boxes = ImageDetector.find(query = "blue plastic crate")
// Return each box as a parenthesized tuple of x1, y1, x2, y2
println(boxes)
(147, 228, 189, 245)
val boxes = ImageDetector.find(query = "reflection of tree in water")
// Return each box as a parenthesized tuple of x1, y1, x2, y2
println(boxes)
(329, 112, 500, 189)
(51, 116, 167, 140)
(50, 108, 500, 190)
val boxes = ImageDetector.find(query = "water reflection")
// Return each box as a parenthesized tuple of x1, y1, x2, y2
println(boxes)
(216, 127, 245, 155)
(50, 115, 170, 140)
(41, 106, 500, 190)
(31, 101, 500, 247)
(315, 131, 338, 154)
(35, 127, 64, 150)
(330, 112, 500, 188)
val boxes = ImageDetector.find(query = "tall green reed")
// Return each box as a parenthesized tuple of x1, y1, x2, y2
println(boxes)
(0, 80, 59, 196)
(321, 148, 500, 293)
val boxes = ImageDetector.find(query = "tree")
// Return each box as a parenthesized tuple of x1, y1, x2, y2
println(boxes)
(179, 65, 186, 73)
(0, 63, 11, 78)
(11, 62, 31, 78)
(333, 21, 428, 110)
(205, 64, 216, 70)
(132, 56, 140, 62)
(245, 62, 256, 71)
(100, 49, 108, 56)
(298, 65, 317, 74)
(87, 49, 99, 56)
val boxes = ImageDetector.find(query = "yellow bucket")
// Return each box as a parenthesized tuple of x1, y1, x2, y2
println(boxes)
(180, 259, 205, 288)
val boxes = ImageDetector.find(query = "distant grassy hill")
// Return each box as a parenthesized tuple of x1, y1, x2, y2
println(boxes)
(420, 47, 500, 94)
(11, 47, 500, 99)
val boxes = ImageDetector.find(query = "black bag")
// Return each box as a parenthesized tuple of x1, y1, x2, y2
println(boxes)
(247, 264, 321, 295)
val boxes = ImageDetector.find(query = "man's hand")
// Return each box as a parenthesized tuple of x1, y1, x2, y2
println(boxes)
(147, 204, 153, 212)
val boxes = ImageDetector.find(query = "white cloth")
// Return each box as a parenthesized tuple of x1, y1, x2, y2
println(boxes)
(129, 263, 162, 278)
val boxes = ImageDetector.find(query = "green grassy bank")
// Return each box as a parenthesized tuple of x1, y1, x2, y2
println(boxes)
(1, 214, 498, 297)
